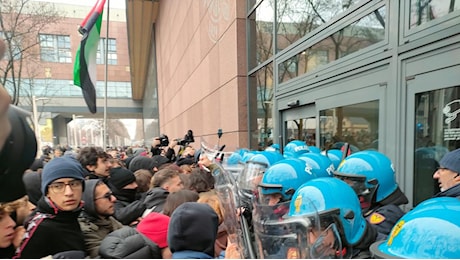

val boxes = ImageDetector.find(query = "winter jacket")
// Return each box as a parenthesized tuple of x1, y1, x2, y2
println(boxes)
(143, 187, 169, 214)
(14, 197, 86, 259)
(78, 180, 124, 258)
(111, 186, 146, 225)
(433, 183, 460, 198)
(98, 226, 162, 258)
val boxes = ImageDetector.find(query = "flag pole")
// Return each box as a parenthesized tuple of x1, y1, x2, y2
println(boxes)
(103, 0, 110, 149)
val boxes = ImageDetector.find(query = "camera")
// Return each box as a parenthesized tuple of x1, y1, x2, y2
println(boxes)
(156, 134, 170, 147)
(175, 130, 194, 146)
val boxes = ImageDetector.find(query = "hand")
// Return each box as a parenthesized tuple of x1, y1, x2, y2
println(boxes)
(168, 139, 178, 149)
(13, 226, 25, 248)
(152, 138, 161, 147)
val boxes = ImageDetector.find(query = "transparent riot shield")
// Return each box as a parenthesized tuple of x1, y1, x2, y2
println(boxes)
(251, 199, 344, 259)
(237, 159, 268, 208)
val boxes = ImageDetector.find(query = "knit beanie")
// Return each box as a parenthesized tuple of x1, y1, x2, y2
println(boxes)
(137, 212, 170, 248)
(128, 156, 157, 173)
(440, 148, 460, 174)
(168, 202, 218, 256)
(41, 156, 86, 194)
(109, 167, 136, 190)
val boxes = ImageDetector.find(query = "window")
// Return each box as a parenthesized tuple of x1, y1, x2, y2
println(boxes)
(0, 31, 22, 60)
(39, 34, 71, 63)
(319, 100, 379, 151)
(410, 0, 460, 28)
(97, 38, 117, 65)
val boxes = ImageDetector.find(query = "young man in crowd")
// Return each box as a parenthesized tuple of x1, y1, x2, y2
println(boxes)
(14, 156, 87, 258)
(78, 146, 112, 182)
(78, 179, 123, 258)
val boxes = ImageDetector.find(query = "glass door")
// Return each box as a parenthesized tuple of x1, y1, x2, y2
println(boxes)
(281, 105, 317, 150)
(406, 65, 460, 205)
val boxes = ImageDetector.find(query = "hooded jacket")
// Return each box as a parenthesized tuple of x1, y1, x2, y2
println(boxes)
(14, 197, 86, 259)
(168, 202, 218, 258)
(78, 180, 123, 258)
(143, 187, 169, 214)
(99, 226, 161, 258)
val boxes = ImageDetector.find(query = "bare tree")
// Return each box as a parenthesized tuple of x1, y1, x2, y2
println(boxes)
(0, 0, 62, 105)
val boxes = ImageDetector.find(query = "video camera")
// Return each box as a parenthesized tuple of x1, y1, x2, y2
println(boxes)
(175, 129, 194, 146)
(156, 134, 170, 147)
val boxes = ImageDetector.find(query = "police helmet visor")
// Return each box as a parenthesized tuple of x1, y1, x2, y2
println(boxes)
(333, 172, 368, 196)
(238, 160, 268, 192)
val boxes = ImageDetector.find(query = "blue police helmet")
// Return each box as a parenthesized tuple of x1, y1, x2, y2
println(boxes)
(288, 178, 367, 246)
(258, 158, 317, 201)
(308, 146, 321, 154)
(334, 150, 407, 204)
(321, 149, 343, 170)
(283, 140, 310, 158)
(265, 143, 280, 152)
(298, 152, 335, 178)
(370, 197, 460, 259)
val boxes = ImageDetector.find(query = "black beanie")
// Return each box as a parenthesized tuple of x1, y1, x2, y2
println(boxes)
(109, 167, 136, 190)
(167, 202, 218, 257)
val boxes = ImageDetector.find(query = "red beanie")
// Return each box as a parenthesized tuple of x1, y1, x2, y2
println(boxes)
(137, 212, 170, 248)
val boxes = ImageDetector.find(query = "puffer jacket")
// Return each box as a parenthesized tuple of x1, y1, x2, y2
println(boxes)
(98, 226, 162, 259)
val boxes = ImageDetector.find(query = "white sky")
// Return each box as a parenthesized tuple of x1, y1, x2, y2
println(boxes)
(33, 0, 126, 9)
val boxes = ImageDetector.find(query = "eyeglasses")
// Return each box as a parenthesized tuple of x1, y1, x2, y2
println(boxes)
(94, 191, 114, 201)
(48, 179, 83, 193)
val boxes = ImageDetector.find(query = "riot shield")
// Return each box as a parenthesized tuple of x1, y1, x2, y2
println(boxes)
(251, 199, 344, 259)
(203, 140, 256, 258)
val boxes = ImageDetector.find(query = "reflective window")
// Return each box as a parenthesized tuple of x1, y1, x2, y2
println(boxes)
(279, 6, 386, 83)
(39, 34, 72, 63)
(410, 0, 460, 28)
(249, 63, 274, 149)
(248, 0, 275, 70)
(276, 0, 360, 52)
(413, 86, 460, 205)
(319, 100, 379, 151)
(285, 117, 317, 146)
(97, 38, 118, 65)
(6, 79, 132, 98)
(0, 31, 21, 60)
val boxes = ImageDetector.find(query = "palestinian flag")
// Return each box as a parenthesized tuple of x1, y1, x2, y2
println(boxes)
(73, 0, 106, 114)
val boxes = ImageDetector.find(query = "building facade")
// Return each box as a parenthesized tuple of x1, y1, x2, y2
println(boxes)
(1, 1, 134, 146)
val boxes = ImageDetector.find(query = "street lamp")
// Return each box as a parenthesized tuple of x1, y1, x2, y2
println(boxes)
(32, 95, 50, 157)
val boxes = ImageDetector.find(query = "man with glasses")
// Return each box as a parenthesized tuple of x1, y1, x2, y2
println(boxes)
(14, 156, 87, 258)
(433, 148, 460, 198)
(78, 179, 123, 258)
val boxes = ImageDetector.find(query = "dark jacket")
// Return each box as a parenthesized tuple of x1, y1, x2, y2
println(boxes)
(99, 226, 161, 258)
(111, 186, 146, 225)
(143, 187, 169, 213)
(433, 184, 460, 198)
(365, 204, 405, 238)
(14, 197, 86, 259)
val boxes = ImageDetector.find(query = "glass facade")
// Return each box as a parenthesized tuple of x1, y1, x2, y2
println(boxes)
(279, 6, 386, 83)
(276, 0, 360, 52)
(5, 79, 132, 98)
